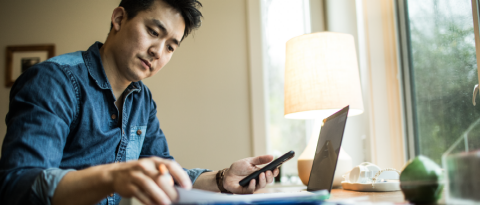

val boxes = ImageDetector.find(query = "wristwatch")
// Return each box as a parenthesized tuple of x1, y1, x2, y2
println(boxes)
(216, 168, 232, 193)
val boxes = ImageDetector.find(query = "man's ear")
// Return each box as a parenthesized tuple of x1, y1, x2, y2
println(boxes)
(111, 7, 127, 32)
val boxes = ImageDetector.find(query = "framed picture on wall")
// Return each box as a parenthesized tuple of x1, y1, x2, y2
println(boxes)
(5, 44, 55, 87)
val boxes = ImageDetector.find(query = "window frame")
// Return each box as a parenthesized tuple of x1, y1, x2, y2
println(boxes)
(395, 0, 418, 159)
(472, 0, 480, 88)
(246, 0, 324, 158)
(246, 0, 268, 157)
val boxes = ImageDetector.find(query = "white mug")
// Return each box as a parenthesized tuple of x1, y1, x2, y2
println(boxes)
(348, 162, 381, 183)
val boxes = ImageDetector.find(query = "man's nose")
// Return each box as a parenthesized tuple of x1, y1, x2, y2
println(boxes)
(148, 43, 164, 59)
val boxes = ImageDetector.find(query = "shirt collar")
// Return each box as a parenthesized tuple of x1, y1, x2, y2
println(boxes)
(84, 41, 142, 92)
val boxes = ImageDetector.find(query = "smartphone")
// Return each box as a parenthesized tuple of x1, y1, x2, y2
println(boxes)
(239, 150, 295, 187)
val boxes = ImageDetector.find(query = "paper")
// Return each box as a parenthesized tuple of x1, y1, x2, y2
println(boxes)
(174, 187, 329, 204)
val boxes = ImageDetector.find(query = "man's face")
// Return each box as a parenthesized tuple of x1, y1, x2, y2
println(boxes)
(111, 0, 185, 82)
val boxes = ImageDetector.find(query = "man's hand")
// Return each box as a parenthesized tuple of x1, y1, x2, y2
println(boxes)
(53, 157, 191, 205)
(109, 157, 191, 205)
(223, 155, 279, 194)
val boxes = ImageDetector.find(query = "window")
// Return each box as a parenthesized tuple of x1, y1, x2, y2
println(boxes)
(399, 0, 480, 164)
(261, 0, 312, 181)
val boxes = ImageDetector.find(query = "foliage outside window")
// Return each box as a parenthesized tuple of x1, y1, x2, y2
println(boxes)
(405, 0, 480, 164)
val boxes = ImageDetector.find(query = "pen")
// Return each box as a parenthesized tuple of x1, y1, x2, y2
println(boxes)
(159, 164, 174, 186)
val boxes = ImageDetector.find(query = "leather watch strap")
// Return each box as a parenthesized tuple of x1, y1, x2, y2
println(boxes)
(216, 168, 232, 193)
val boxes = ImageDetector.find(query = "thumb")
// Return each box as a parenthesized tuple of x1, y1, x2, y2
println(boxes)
(248, 155, 274, 165)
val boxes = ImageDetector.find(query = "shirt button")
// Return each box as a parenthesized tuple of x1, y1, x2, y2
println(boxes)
(111, 114, 116, 120)
(110, 193, 114, 197)
(122, 130, 125, 135)
(137, 130, 142, 135)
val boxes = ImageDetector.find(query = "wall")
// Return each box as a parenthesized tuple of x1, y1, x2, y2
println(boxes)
(0, 0, 119, 150)
(0, 0, 252, 171)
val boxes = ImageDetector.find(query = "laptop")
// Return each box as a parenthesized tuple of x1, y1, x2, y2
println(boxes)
(306, 105, 349, 192)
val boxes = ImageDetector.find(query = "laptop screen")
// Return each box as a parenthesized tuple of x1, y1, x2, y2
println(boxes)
(307, 105, 349, 192)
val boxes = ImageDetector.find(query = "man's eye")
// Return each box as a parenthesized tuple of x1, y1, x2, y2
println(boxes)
(148, 28, 159, 37)
(168, 45, 175, 52)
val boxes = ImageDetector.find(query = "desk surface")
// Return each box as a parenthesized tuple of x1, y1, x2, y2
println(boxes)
(329, 189, 405, 203)
(255, 184, 408, 203)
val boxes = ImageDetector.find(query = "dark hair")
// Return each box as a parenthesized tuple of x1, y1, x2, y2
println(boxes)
(111, 0, 203, 40)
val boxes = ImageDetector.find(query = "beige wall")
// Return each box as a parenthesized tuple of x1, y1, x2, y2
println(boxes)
(0, 0, 252, 170)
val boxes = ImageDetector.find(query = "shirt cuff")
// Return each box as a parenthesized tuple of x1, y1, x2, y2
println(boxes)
(186, 168, 212, 184)
(31, 168, 75, 205)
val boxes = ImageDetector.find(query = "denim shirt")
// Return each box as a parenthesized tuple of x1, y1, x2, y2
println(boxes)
(0, 42, 210, 205)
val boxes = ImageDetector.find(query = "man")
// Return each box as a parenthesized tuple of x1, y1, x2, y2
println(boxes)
(0, 0, 279, 204)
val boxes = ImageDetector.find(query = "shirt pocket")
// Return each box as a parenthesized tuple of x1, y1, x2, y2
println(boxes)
(125, 125, 147, 161)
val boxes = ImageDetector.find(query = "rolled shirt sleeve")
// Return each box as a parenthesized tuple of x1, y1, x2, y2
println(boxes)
(186, 168, 212, 184)
(31, 169, 75, 205)
(0, 63, 78, 204)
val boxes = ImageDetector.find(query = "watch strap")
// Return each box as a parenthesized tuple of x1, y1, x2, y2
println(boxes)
(216, 168, 232, 193)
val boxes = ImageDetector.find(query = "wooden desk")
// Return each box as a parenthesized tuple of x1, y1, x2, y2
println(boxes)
(255, 184, 407, 203)
(329, 189, 405, 203)
(255, 184, 448, 204)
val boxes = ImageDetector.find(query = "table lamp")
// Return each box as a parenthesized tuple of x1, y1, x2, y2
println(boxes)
(284, 32, 364, 186)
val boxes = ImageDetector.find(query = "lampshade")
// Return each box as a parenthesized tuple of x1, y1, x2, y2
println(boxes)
(284, 32, 364, 119)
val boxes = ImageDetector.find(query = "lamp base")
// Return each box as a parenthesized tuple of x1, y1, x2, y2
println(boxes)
(297, 148, 352, 187)
(297, 119, 352, 187)
(298, 158, 313, 185)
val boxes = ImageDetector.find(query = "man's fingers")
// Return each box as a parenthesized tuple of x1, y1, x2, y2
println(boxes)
(132, 172, 171, 205)
(257, 172, 267, 189)
(273, 168, 279, 177)
(248, 155, 274, 165)
(119, 183, 151, 204)
(247, 179, 256, 194)
(157, 174, 179, 202)
(150, 157, 192, 189)
(164, 162, 192, 189)
(133, 188, 153, 205)
(265, 171, 274, 184)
